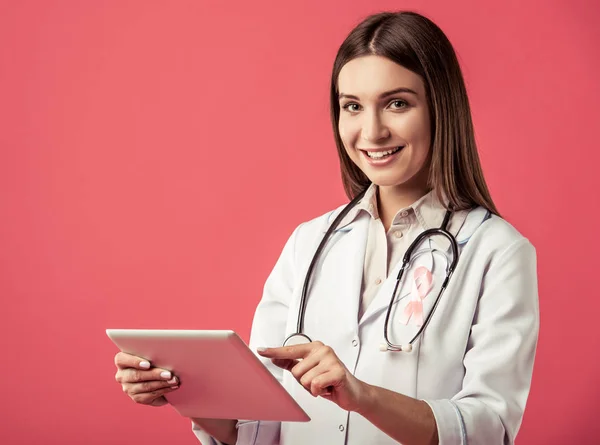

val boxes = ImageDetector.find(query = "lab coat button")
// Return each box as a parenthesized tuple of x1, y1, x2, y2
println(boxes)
(401, 210, 409, 217)
(394, 231, 403, 238)
(375, 277, 382, 285)
(352, 339, 358, 347)
(339, 425, 345, 432)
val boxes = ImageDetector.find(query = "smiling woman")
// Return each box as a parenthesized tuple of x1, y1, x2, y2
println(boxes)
(113, 10, 539, 445)
(337, 56, 434, 227)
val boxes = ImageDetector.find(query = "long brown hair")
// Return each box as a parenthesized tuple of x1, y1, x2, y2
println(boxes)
(330, 11, 499, 215)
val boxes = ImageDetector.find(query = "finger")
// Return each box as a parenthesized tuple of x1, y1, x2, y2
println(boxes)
(123, 377, 179, 396)
(289, 347, 330, 380)
(115, 352, 152, 370)
(298, 364, 330, 396)
(310, 369, 344, 396)
(257, 342, 321, 360)
(117, 367, 176, 384)
(271, 358, 299, 371)
(130, 385, 179, 405)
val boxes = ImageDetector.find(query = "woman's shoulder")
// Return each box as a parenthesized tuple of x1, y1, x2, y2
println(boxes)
(293, 203, 347, 239)
(281, 204, 348, 261)
(467, 208, 535, 256)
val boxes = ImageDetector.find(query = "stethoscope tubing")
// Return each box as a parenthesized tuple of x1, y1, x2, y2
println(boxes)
(296, 189, 368, 335)
(288, 187, 458, 352)
(382, 226, 458, 351)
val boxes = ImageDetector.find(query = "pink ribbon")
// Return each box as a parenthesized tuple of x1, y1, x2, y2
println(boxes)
(399, 266, 433, 327)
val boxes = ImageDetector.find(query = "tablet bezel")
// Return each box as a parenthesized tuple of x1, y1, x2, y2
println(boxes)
(106, 329, 310, 422)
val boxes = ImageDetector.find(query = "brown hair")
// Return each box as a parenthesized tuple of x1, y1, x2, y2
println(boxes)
(330, 11, 499, 215)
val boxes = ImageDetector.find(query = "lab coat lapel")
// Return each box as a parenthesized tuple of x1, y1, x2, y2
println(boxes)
(317, 215, 369, 332)
(425, 207, 490, 253)
(422, 209, 468, 254)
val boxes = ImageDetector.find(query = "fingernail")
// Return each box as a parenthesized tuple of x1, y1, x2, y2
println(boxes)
(140, 361, 151, 369)
(160, 371, 172, 379)
(257, 347, 267, 353)
(171, 385, 179, 389)
(167, 377, 177, 384)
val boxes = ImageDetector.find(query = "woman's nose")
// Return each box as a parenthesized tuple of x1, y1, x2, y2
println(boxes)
(361, 112, 390, 142)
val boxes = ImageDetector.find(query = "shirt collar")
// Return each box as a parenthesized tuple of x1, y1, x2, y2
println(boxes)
(332, 183, 379, 230)
(413, 191, 472, 249)
(412, 189, 451, 231)
(333, 184, 452, 230)
(326, 185, 484, 252)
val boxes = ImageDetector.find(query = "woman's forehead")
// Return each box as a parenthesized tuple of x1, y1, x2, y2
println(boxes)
(337, 55, 425, 98)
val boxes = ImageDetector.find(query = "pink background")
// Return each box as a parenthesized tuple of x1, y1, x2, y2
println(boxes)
(1, 0, 598, 444)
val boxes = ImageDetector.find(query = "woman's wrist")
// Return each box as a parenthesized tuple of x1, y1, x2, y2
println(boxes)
(354, 380, 377, 416)
(351, 382, 438, 445)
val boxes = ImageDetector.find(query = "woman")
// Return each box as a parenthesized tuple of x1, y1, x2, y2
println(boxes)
(114, 11, 539, 445)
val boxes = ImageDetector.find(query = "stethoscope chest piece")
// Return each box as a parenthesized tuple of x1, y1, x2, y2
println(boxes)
(283, 333, 312, 347)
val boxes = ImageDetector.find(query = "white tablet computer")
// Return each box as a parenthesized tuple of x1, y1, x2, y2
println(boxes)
(106, 329, 309, 422)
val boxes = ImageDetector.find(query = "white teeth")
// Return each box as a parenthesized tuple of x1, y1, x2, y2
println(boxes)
(366, 147, 402, 159)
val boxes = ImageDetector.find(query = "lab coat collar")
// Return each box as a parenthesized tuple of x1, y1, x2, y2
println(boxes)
(410, 190, 492, 245)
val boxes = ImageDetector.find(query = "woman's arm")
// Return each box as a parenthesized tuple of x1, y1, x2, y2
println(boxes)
(258, 342, 438, 445)
(357, 385, 438, 445)
(420, 238, 539, 444)
(359, 237, 539, 445)
(260, 237, 539, 445)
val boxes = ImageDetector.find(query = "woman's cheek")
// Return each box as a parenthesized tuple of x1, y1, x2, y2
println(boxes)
(339, 127, 358, 160)
(338, 124, 353, 147)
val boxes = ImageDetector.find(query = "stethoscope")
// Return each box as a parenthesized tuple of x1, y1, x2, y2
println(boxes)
(283, 187, 459, 352)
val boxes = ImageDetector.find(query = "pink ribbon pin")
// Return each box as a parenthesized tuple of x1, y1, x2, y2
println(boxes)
(399, 266, 433, 327)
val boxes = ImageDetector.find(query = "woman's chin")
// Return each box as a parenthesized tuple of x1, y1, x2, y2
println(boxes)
(363, 166, 429, 192)
(365, 174, 409, 189)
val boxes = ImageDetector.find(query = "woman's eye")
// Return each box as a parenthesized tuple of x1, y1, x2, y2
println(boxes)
(342, 103, 361, 112)
(389, 100, 408, 110)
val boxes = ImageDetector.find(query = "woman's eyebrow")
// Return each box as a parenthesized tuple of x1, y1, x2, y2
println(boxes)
(338, 87, 418, 100)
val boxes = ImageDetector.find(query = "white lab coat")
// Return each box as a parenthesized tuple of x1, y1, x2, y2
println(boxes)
(194, 204, 539, 445)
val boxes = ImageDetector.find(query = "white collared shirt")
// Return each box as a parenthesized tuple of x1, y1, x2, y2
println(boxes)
(193, 189, 539, 445)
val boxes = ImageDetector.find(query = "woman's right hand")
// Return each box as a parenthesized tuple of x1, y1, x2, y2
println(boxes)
(114, 352, 180, 406)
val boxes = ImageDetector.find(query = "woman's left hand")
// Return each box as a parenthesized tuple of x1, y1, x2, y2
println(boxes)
(257, 341, 369, 413)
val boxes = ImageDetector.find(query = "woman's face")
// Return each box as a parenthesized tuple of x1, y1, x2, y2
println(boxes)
(337, 55, 431, 191)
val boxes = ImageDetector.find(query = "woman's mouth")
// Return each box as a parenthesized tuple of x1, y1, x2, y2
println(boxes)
(360, 146, 405, 166)
(365, 146, 403, 159)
